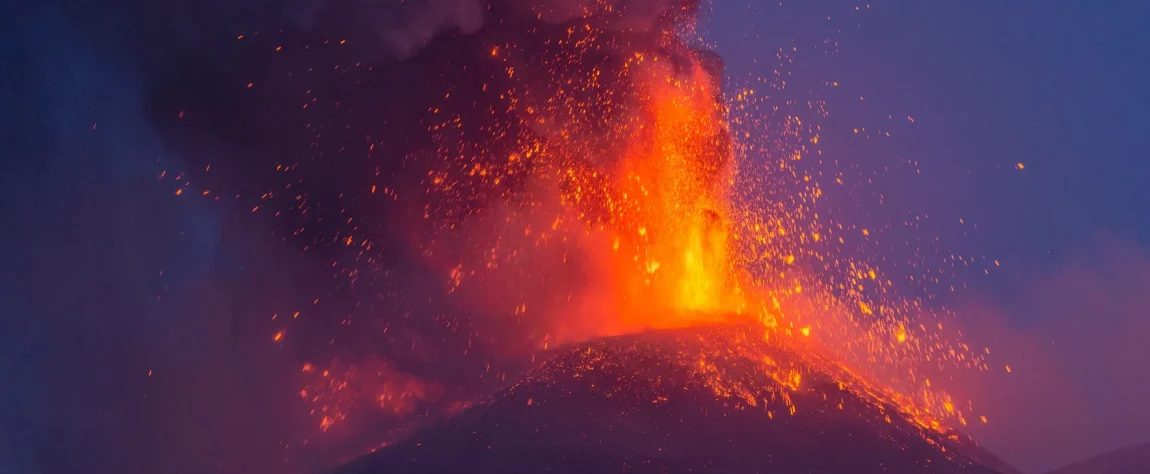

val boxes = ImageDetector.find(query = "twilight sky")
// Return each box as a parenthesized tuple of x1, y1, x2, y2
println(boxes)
(704, 1, 1150, 471)
(2, 1, 1148, 473)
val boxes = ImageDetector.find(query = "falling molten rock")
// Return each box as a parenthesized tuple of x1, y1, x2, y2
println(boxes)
(334, 325, 1013, 474)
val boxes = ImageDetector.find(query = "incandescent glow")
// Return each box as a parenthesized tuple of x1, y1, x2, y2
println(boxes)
(206, 0, 999, 451)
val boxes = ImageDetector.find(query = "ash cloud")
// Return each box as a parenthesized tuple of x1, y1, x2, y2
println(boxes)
(1, 0, 715, 473)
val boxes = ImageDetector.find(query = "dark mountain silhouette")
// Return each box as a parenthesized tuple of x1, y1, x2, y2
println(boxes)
(335, 324, 1015, 474)
(1047, 441, 1150, 474)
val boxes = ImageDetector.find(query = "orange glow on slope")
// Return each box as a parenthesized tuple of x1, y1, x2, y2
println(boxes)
(266, 3, 996, 442)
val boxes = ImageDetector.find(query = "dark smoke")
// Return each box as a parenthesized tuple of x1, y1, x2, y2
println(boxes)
(1, 0, 712, 473)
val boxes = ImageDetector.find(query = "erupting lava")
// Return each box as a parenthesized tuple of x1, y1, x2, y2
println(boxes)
(560, 49, 746, 332)
(437, 3, 750, 335)
(219, 0, 1000, 463)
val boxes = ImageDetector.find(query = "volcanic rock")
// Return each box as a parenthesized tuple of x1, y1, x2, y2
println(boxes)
(335, 324, 1012, 474)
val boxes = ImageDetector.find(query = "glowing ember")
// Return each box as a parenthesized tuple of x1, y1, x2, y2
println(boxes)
(194, 0, 993, 454)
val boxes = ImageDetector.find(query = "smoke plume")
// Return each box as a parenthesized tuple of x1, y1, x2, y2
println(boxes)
(1, 0, 730, 472)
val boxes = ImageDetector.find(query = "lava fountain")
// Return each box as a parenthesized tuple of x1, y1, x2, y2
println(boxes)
(234, 0, 1000, 466)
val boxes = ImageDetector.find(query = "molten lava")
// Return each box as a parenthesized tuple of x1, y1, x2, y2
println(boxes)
(566, 53, 746, 333)
(335, 325, 1013, 474)
(256, 0, 998, 462)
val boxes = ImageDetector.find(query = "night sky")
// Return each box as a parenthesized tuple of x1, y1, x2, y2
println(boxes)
(2, 1, 1148, 474)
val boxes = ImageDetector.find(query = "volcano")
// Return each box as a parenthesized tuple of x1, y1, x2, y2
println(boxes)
(334, 324, 1015, 474)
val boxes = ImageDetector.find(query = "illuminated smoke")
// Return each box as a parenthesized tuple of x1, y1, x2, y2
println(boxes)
(3, 0, 996, 472)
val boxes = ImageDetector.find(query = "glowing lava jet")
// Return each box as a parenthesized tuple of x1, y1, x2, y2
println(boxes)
(279, 0, 1000, 469)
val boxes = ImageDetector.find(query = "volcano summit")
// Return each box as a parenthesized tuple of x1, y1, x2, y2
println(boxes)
(334, 324, 1015, 474)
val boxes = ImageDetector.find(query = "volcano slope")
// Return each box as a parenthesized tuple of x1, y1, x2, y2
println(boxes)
(335, 324, 1010, 474)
